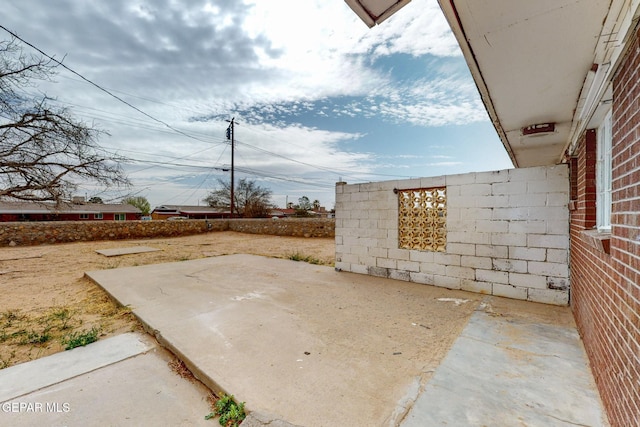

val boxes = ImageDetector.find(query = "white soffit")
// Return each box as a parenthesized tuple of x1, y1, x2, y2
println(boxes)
(345, 0, 412, 27)
(438, 0, 611, 167)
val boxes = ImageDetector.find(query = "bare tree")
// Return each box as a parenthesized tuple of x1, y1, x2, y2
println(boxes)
(204, 178, 273, 218)
(0, 37, 128, 203)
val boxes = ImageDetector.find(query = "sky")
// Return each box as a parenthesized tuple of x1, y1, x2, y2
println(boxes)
(2, 0, 513, 210)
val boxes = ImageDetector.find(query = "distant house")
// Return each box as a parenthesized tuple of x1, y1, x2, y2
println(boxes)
(269, 208, 297, 218)
(269, 206, 333, 218)
(150, 205, 230, 220)
(0, 200, 141, 222)
(313, 206, 334, 218)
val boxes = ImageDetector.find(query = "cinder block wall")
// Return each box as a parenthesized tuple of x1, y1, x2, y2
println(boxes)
(335, 165, 570, 305)
(570, 28, 640, 427)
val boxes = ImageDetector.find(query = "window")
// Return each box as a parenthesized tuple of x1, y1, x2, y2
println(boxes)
(398, 187, 446, 252)
(596, 110, 612, 231)
(94, 213, 103, 219)
(114, 213, 125, 221)
(79, 214, 89, 219)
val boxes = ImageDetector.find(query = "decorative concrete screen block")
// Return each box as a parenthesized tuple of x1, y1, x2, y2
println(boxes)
(397, 187, 446, 252)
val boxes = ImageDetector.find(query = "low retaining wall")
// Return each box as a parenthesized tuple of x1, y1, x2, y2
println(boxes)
(0, 218, 335, 246)
(230, 218, 334, 238)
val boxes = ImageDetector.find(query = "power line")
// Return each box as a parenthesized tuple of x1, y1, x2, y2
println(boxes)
(1, 25, 414, 198)
(0, 25, 207, 144)
(235, 138, 414, 180)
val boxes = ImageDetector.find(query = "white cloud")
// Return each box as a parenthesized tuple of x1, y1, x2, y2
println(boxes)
(1, 0, 504, 207)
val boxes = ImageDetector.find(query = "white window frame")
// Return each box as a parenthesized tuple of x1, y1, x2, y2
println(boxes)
(79, 213, 89, 220)
(596, 110, 612, 232)
(114, 213, 126, 221)
(94, 213, 103, 219)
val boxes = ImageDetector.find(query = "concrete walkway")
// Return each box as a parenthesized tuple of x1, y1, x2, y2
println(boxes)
(0, 333, 214, 426)
(401, 307, 608, 426)
(2, 254, 607, 426)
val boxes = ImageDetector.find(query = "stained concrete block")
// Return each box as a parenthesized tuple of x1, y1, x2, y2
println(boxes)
(476, 245, 508, 258)
(461, 280, 492, 295)
(528, 261, 569, 278)
(446, 173, 476, 185)
(398, 260, 420, 272)
(492, 258, 527, 274)
(368, 266, 390, 278)
(476, 269, 508, 284)
(509, 272, 548, 290)
(409, 272, 434, 285)
(492, 181, 527, 195)
(447, 243, 476, 256)
(433, 275, 461, 290)
(527, 288, 569, 306)
(461, 255, 492, 269)
(446, 265, 475, 280)
(390, 269, 411, 281)
(475, 168, 509, 183)
(493, 283, 528, 300)
(509, 246, 546, 262)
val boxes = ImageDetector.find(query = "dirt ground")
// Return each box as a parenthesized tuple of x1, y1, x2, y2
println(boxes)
(0, 230, 575, 374)
(0, 231, 335, 369)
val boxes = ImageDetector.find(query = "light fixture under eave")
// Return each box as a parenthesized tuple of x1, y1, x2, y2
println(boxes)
(521, 123, 555, 136)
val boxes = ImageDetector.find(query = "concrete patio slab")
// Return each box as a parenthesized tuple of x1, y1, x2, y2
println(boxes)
(401, 306, 608, 426)
(95, 246, 161, 257)
(85, 254, 606, 426)
(0, 333, 214, 426)
(86, 254, 482, 426)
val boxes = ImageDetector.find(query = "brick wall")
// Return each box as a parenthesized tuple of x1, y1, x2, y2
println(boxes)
(0, 218, 335, 246)
(570, 30, 640, 427)
(335, 165, 570, 305)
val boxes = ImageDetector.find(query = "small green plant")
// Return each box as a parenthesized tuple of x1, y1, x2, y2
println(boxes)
(19, 329, 51, 345)
(50, 307, 73, 330)
(287, 251, 323, 265)
(1, 330, 26, 343)
(205, 394, 246, 427)
(62, 327, 100, 350)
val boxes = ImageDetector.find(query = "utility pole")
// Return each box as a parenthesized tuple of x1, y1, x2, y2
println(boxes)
(226, 117, 235, 219)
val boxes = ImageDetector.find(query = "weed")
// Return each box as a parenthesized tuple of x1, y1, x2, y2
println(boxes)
(49, 307, 73, 330)
(205, 394, 246, 427)
(287, 251, 323, 265)
(62, 327, 100, 350)
(19, 329, 51, 345)
(1, 330, 27, 343)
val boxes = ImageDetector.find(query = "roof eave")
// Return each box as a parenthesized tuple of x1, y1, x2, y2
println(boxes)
(345, 0, 412, 27)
